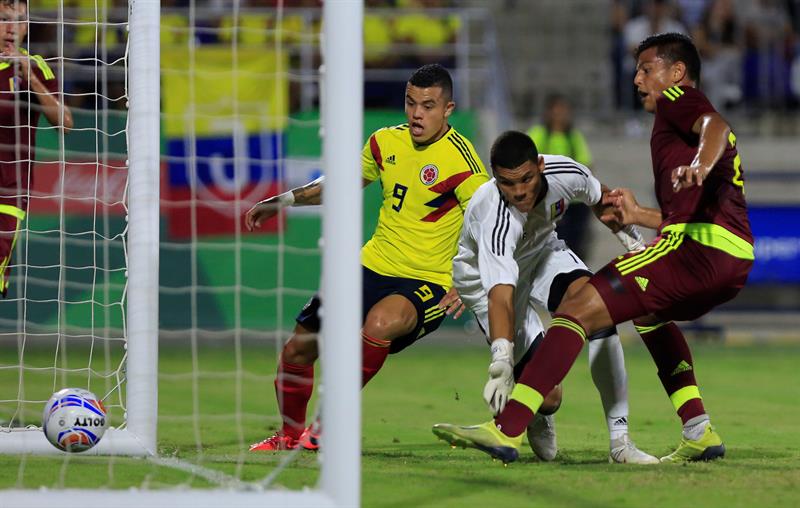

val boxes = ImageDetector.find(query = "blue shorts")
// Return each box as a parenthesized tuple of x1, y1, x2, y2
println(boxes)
(296, 266, 448, 354)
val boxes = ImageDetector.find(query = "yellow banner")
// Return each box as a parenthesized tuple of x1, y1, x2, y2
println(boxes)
(162, 45, 289, 137)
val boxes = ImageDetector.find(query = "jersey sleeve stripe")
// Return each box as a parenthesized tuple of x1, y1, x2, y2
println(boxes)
(448, 138, 480, 174)
(543, 162, 587, 176)
(369, 134, 384, 171)
(454, 132, 483, 174)
(449, 133, 482, 174)
(663, 88, 678, 101)
(34, 55, 55, 80)
(542, 170, 587, 177)
(491, 197, 512, 256)
(500, 205, 511, 254)
(491, 197, 502, 255)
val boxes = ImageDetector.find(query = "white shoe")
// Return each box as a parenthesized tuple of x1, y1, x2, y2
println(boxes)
(609, 434, 659, 464)
(527, 413, 557, 461)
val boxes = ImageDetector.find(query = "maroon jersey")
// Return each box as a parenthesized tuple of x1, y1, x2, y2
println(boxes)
(650, 85, 752, 244)
(0, 52, 58, 210)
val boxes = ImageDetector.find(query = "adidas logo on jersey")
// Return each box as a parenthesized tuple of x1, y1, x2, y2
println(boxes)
(386, 154, 396, 165)
(635, 276, 649, 292)
(671, 360, 693, 376)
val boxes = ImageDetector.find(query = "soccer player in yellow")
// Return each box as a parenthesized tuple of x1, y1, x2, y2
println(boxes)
(245, 64, 489, 451)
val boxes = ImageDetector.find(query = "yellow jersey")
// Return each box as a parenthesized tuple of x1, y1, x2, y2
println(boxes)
(361, 124, 490, 287)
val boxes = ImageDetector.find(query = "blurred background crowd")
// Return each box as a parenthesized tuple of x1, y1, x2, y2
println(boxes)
(20, 0, 800, 126)
(13, 0, 799, 332)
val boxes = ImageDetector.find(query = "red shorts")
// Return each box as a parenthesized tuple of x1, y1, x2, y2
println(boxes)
(589, 231, 752, 323)
(0, 211, 23, 297)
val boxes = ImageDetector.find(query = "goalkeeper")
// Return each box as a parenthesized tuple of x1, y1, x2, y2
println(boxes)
(0, 0, 72, 296)
(245, 64, 488, 451)
(435, 131, 657, 463)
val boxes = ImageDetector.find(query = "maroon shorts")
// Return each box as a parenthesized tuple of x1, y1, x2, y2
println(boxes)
(589, 231, 752, 323)
(0, 211, 22, 297)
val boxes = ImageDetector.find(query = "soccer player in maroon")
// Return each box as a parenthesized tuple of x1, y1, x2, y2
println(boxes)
(432, 32, 753, 464)
(0, 0, 72, 295)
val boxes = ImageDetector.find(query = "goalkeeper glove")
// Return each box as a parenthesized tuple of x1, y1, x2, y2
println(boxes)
(483, 338, 514, 415)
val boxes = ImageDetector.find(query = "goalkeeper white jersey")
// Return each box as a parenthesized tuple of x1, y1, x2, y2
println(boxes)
(452, 154, 601, 312)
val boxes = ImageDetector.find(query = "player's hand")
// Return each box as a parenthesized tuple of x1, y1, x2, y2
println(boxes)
(601, 188, 639, 226)
(671, 164, 710, 192)
(0, 44, 29, 73)
(438, 287, 465, 319)
(483, 338, 514, 415)
(245, 197, 283, 231)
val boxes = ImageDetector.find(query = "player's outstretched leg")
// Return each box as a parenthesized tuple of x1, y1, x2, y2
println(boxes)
(250, 324, 318, 452)
(634, 320, 725, 462)
(433, 313, 587, 463)
(587, 332, 658, 464)
(432, 421, 523, 463)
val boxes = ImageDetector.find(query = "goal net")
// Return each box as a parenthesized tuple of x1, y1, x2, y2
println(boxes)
(0, 1, 361, 506)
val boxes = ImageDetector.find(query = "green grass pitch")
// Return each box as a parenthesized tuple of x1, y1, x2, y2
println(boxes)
(1, 340, 798, 507)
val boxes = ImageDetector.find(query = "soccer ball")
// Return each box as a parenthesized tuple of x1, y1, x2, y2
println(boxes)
(42, 388, 108, 452)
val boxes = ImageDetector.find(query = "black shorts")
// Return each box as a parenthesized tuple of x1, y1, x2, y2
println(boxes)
(296, 266, 448, 354)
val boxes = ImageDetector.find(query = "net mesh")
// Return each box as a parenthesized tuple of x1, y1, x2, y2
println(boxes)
(0, 0, 130, 431)
(1, 0, 325, 491)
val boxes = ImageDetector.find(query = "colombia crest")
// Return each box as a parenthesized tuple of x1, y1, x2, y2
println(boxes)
(419, 164, 439, 185)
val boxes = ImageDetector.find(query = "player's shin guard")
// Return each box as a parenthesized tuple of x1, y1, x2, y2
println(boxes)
(276, 359, 314, 440)
(495, 314, 586, 437)
(361, 331, 391, 387)
(634, 321, 706, 423)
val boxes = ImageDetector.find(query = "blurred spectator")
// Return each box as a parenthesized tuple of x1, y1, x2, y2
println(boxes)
(675, 0, 712, 29)
(694, 0, 742, 110)
(741, 0, 794, 109)
(622, 0, 688, 108)
(364, 0, 395, 65)
(161, 11, 189, 46)
(364, 0, 402, 107)
(526, 94, 594, 260)
(611, 0, 630, 108)
(393, 0, 460, 67)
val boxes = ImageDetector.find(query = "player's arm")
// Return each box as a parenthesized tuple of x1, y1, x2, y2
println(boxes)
(601, 187, 662, 229)
(573, 166, 647, 249)
(475, 199, 523, 415)
(484, 283, 515, 415)
(671, 112, 731, 191)
(593, 184, 645, 251)
(10, 48, 73, 131)
(488, 284, 515, 342)
(245, 176, 372, 231)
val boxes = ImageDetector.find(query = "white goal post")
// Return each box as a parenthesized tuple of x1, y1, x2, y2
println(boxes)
(3, 0, 362, 506)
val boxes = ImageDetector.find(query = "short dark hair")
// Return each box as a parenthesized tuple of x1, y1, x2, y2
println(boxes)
(635, 32, 701, 84)
(408, 64, 453, 101)
(490, 131, 539, 171)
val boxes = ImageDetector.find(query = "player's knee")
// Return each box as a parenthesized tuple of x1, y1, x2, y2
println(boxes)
(282, 329, 318, 365)
(555, 287, 606, 333)
(538, 384, 563, 415)
(363, 309, 416, 340)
